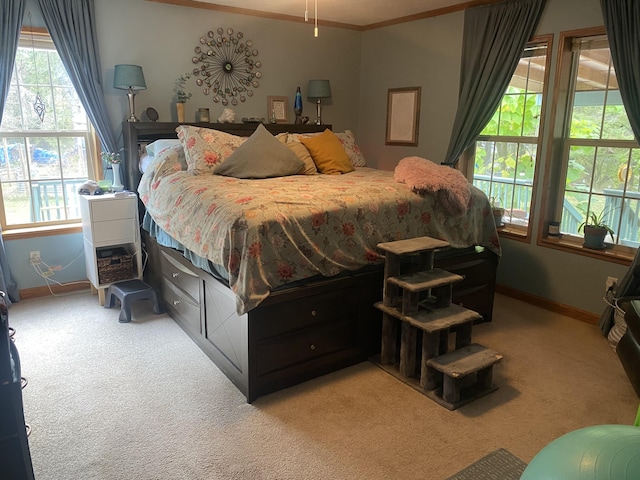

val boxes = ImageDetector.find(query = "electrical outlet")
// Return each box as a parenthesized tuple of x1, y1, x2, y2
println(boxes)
(29, 251, 41, 264)
(606, 276, 618, 292)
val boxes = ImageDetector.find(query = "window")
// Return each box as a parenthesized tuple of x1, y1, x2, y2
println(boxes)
(553, 33, 640, 251)
(471, 37, 551, 237)
(0, 29, 97, 230)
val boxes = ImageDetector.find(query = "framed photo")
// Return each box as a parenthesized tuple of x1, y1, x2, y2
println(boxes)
(385, 87, 421, 146)
(267, 96, 289, 124)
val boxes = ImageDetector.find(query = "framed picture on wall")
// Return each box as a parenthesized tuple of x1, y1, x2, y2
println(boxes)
(267, 96, 289, 124)
(385, 87, 421, 146)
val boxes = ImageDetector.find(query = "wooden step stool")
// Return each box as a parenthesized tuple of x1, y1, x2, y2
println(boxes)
(375, 301, 482, 381)
(377, 236, 451, 310)
(425, 343, 503, 410)
(387, 268, 464, 315)
(373, 235, 503, 409)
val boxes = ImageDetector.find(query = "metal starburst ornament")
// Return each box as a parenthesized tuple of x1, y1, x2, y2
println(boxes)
(191, 27, 261, 107)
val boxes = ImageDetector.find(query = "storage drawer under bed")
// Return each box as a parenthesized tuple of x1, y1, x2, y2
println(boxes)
(160, 276, 201, 335)
(250, 287, 360, 377)
(159, 250, 201, 301)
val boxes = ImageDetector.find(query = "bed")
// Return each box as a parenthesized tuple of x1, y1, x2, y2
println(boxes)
(123, 121, 500, 402)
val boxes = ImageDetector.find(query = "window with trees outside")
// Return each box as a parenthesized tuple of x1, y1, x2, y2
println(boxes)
(471, 38, 551, 237)
(0, 29, 97, 231)
(552, 34, 640, 253)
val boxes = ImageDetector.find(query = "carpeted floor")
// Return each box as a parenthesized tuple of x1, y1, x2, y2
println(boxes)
(8, 291, 639, 479)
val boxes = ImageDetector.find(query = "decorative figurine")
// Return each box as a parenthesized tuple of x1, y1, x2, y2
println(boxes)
(217, 108, 236, 123)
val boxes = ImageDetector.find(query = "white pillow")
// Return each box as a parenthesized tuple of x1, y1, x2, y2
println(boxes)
(139, 153, 153, 173)
(145, 139, 182, 156)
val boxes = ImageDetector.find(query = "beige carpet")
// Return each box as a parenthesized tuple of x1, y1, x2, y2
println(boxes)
(9, 291, 638, 480)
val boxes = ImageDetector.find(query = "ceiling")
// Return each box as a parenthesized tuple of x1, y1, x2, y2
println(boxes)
(184, 0, 485, 29)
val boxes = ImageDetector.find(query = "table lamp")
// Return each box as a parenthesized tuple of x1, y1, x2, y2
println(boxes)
(307, 79, 331, 125)
(114, 64, 146, 122)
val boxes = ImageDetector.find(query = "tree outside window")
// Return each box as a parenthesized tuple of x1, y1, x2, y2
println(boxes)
(471, 38, 550, 237)
(559, 35, 640, 249)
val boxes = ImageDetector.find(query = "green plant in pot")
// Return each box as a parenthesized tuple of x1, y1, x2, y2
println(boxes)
(579, 209, 615, 250)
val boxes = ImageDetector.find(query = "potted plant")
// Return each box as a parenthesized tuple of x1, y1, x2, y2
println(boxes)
(490, 196, 505, 228)
(173, 73, 192, 122)
(579, 209, 615, 250)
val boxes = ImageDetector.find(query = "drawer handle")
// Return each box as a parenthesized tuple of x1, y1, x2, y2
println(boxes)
(172, 272, 180, 278)
(173, 300, 181, 306)
(310, 344, 316, 350)
(311, 310, 317, 316)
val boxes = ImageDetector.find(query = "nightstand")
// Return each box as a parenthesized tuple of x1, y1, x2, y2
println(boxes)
(79, 193, 142, 303)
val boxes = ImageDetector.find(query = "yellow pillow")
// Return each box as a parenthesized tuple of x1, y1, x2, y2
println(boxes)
(300, 129, 354, 174)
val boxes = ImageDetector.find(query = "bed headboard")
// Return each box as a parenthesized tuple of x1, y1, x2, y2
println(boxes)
(122, 121, 330, 193)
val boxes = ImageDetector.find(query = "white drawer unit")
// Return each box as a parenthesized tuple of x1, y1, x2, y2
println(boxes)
(79, 193, 142, 289)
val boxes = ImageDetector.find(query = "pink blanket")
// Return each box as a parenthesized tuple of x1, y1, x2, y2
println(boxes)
(394, 156, 471, 216)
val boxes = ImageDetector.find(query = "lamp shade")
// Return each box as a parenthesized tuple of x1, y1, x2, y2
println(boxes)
(307, 79, 331, 99)
(113, 64, 146, 91)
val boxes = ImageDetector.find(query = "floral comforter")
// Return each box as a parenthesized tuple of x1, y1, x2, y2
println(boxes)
(139, 161, 500, 315)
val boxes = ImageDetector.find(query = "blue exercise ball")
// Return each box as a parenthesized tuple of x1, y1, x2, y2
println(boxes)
(520, 425, 640, 479)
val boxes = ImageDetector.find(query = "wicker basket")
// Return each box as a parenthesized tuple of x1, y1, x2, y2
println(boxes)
(97, 252, 134, 284)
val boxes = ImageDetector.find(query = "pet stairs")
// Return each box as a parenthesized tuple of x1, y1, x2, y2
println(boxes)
(373, 236, 502, 410)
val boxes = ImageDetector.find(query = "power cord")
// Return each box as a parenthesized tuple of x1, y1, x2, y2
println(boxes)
(31, 252, 91, 297)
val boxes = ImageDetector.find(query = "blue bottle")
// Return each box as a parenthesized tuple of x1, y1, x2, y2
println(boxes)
(294, 86, 303, 124)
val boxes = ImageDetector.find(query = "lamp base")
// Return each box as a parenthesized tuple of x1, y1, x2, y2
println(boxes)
(126, 90, 139, 122)
(315, 100, 322, 125)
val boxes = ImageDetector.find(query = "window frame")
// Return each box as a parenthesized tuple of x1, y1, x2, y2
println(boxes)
(465, 34, 553, 243)
(538, 26, 638, 264)
(0, 27, 101, 235)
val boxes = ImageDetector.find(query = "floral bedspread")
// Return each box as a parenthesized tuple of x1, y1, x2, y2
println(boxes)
(139, 164, 500, 315)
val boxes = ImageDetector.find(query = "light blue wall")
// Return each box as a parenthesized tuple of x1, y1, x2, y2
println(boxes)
(7, 234, 86, 290)
(95, 0, 363, 135)
(358, 11, 464, 171)
(6, 0, 631, 317)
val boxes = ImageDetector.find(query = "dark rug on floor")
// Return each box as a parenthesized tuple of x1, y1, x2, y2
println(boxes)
(445, 448, 527, 480)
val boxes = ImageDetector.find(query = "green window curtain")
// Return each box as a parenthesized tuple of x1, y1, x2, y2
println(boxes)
(443, 0, 546, 167)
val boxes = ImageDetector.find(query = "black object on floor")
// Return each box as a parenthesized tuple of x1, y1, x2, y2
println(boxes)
(445, 448, 527, 480)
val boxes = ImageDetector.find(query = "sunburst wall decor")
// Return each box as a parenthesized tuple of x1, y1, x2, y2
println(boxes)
(191, 27, 262, 107)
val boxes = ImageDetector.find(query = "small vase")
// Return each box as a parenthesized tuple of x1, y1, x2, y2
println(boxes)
(111, 163, 124, 192)
(176, 102, 185, 123)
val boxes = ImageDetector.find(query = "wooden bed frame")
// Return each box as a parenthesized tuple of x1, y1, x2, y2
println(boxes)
(123, 121, 498, 403)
